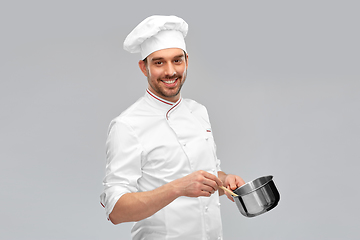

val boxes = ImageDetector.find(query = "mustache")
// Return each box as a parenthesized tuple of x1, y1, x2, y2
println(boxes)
(162, 73, 182, 79)
(163, 69, 187, 79)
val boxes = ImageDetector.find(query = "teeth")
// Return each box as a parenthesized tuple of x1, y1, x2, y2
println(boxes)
(163, 79, 177, 84)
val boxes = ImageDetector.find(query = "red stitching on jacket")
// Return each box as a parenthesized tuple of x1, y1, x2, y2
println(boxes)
(146, 89, 173, 105)
(166, 98, 182, 120)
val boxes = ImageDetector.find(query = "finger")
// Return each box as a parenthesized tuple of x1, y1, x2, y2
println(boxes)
(201, 185, 215, 194)
(226, 177, 237, 191)
(227, 194, 235, 202)
(215, 177, 223, 187)
(236, 177, 246, 187)
(202, 178, 219, 192)
(201, 171, 223, 187)
(224, 191, 235, 202)
(230, 182, 237, 191)
(199, 190, 212, 197)
(228, 176, 244, 190)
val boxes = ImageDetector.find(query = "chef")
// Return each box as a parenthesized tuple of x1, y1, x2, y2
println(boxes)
(100, 15, 245, 240)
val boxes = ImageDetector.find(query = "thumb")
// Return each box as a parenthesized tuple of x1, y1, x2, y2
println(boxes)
(230, 182, 237, 191)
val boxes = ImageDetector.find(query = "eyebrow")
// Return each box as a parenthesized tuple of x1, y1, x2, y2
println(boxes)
(150, 54, 185, 62)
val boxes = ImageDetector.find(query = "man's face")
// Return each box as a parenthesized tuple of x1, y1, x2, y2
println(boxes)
(139, 48, 188, 103)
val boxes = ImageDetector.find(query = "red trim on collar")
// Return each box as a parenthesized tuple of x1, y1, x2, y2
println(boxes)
(146, 89, 173, 106)
(166, 98, 182, 120)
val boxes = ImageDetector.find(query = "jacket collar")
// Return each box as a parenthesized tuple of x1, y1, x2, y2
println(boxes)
(146, 89, 174, 106)
(145, 89, 182, 118)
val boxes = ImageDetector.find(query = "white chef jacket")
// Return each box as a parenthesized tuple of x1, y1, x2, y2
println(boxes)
(100, 89, 223, 240)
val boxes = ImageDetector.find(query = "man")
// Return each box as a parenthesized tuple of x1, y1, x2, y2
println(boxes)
(100, 15, 245, 240)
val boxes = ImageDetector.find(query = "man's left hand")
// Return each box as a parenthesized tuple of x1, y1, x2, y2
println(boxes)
(221, 173, 245, 202)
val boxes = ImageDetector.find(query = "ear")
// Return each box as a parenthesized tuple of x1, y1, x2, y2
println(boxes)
(185, 53, 189, 69)
(138, 60, 148, 77)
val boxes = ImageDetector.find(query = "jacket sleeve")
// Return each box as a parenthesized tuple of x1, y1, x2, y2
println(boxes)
(100, 119, 143, 219)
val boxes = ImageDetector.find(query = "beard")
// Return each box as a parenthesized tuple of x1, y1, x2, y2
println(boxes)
(147, 68, 187, 101)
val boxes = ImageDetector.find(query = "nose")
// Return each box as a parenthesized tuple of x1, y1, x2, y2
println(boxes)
(165, 63, 176, 77)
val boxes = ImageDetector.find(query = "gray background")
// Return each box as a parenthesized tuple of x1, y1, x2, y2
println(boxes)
(1, 0, 359, 239)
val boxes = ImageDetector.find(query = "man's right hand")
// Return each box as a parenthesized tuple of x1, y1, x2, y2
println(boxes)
(171, 170, 223, 198)
(109, 170, 223, 224)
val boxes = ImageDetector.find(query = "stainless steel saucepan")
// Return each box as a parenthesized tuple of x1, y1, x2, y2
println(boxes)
(232, 175, 280, 217)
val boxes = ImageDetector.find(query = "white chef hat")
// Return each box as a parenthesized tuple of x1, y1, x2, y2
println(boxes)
(123, 15, 188, 59)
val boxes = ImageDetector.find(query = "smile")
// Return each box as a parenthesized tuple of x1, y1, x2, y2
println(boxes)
(162, 78, 178, 84)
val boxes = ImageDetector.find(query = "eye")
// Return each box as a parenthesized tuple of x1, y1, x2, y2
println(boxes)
(154, 61, 163, 66)
(174, 59, 183, 64)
